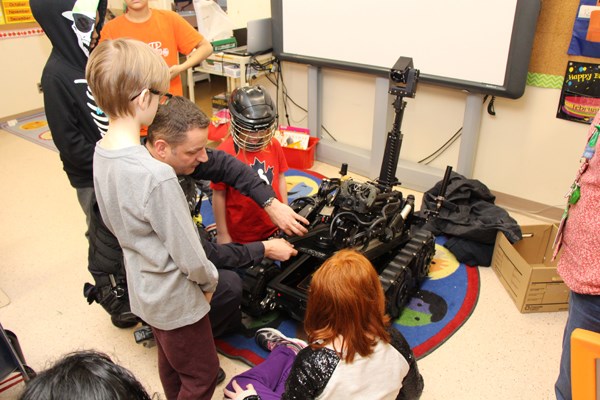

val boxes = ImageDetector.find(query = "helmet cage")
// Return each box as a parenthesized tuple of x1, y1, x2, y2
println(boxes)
(230, 117, 277, 152)
(228, 86, 277, 152)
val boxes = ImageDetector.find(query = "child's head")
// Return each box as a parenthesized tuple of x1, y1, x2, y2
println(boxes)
(228, 85, 277, 152)
(19, 350, 151, 400)
(86, 38, 169, 120)
(304, 249, 391, 363)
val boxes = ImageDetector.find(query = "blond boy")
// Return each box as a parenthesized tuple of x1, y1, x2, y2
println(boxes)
(86, 38, 220, 400)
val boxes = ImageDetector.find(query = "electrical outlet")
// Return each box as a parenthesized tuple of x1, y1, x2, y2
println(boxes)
(37, 83, 43, 93)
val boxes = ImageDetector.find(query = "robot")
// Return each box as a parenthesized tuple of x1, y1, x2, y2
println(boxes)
(241, 57, 436, 321)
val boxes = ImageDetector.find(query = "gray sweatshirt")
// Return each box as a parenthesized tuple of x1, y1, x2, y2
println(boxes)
(93, 144, 218, 330)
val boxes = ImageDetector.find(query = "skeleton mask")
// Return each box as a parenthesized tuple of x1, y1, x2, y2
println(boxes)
(62, 0, 100, 58)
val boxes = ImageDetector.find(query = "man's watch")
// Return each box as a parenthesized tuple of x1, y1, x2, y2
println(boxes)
(262, 197, 275, 208)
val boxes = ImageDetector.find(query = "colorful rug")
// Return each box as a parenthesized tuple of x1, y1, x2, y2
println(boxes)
(202, 170, 480, 365)
(396, 237, 480, 359)
(0, 110, 57, 152)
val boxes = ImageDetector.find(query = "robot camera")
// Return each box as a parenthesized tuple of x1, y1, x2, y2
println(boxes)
(389, 56, 419, 98)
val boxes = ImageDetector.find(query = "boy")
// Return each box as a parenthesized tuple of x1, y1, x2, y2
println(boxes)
(86, 38, 219, 400)
(212, 85, 289, 244)
(100, 0, 213, 96)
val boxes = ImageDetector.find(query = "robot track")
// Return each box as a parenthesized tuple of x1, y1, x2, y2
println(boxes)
(379, 228, 435, 319)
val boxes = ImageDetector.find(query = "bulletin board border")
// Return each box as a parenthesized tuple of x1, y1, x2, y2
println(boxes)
(0, 26, 43, 40)
(526, 72, 564, 89)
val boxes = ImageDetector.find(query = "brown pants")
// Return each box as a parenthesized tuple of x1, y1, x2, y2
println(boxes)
(152, 316, 219, 400)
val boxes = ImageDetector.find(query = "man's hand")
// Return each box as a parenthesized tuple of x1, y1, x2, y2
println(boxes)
(263, 238, 298, 261)
(264, 199, 309, 236)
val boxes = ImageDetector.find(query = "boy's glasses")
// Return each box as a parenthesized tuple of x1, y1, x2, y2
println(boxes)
(130, 88, 172, 105)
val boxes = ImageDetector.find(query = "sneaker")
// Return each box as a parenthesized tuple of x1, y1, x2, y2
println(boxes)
(111, 312, 139, 329)
(255, 328, 307, 354)
(217, 367, 226, 385)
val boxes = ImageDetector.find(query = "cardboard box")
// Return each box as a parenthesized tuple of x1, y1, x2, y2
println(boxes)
(491, 224, 569, 313)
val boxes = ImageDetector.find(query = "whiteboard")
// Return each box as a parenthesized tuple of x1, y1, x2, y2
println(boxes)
(271, 0, 541, 98)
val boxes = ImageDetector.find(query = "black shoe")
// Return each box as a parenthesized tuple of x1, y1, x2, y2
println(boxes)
(111, 312, 139, 329)
(217, 367, 226, 385)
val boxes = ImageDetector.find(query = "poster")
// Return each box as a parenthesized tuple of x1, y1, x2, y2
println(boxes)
(568, 0, 600, 57)
(557, 61, 600, 124)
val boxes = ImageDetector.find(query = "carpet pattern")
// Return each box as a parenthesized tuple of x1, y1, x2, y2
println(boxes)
(0, 111, 57, 152)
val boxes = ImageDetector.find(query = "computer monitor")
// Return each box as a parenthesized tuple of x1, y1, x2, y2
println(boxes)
(224, 18, 272, 56)
(233, 28, 247, 47)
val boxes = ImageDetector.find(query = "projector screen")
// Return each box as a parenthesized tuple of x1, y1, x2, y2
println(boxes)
(271, 0, 540, 99)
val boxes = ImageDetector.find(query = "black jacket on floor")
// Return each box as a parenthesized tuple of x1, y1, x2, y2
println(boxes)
(419, 172, 522, 266)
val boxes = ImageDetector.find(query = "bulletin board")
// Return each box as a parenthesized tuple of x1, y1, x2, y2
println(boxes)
(529, 0, 600, 77)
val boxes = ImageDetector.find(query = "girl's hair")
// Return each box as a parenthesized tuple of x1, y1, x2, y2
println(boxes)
(18, 350, 151, 400)
(304, 249, 391, 363)
(85, 38, 169, 119)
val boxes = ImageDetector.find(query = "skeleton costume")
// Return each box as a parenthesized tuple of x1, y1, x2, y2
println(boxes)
(30, 0, 138, 328)
(30, 0, 108, 190)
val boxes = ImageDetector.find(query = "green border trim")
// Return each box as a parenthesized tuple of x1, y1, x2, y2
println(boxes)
(526, 72, 564, 89)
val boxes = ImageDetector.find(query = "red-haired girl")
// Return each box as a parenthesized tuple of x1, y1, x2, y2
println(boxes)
(224, 249, 424, 400)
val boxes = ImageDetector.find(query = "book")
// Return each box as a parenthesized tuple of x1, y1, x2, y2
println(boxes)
(275, 125, 310, 150)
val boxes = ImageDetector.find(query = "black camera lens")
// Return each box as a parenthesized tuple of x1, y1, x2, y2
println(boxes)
(391, 70, 405, 83)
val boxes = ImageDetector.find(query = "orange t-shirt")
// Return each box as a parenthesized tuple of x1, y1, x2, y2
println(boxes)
(100, 9, 204, 96)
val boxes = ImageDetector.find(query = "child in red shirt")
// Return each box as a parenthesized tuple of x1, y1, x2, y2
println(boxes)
(211, 86, 288, 244)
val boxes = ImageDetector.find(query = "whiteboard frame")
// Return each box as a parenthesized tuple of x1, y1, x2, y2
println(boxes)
(271, 0, 541, 99)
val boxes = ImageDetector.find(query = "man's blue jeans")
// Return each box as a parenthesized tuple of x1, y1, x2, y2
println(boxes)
(555, 292, 600, 400)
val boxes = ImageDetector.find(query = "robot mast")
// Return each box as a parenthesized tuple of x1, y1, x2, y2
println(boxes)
(377, 57, 420, 190)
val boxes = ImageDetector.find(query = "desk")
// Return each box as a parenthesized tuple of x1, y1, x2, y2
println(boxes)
(187, 52, 274, 103)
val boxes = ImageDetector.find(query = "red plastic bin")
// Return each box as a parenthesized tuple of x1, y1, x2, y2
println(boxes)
(282, 137, 319, 170)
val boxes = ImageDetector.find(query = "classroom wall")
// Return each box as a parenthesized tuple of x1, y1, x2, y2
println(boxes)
(0, 33, 51, 118)
(226, 0, 270, 28)
(0, 0, 585, 208)
(276, 61, 583, 207)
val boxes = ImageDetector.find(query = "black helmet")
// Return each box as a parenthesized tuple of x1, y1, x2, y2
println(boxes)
(229, 85, 277, 151)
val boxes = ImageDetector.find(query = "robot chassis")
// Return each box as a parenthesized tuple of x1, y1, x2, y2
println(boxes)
(241, 57, 437, 321)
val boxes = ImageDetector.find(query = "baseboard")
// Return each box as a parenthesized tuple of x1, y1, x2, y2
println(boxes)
(492, 190, 562, 223)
